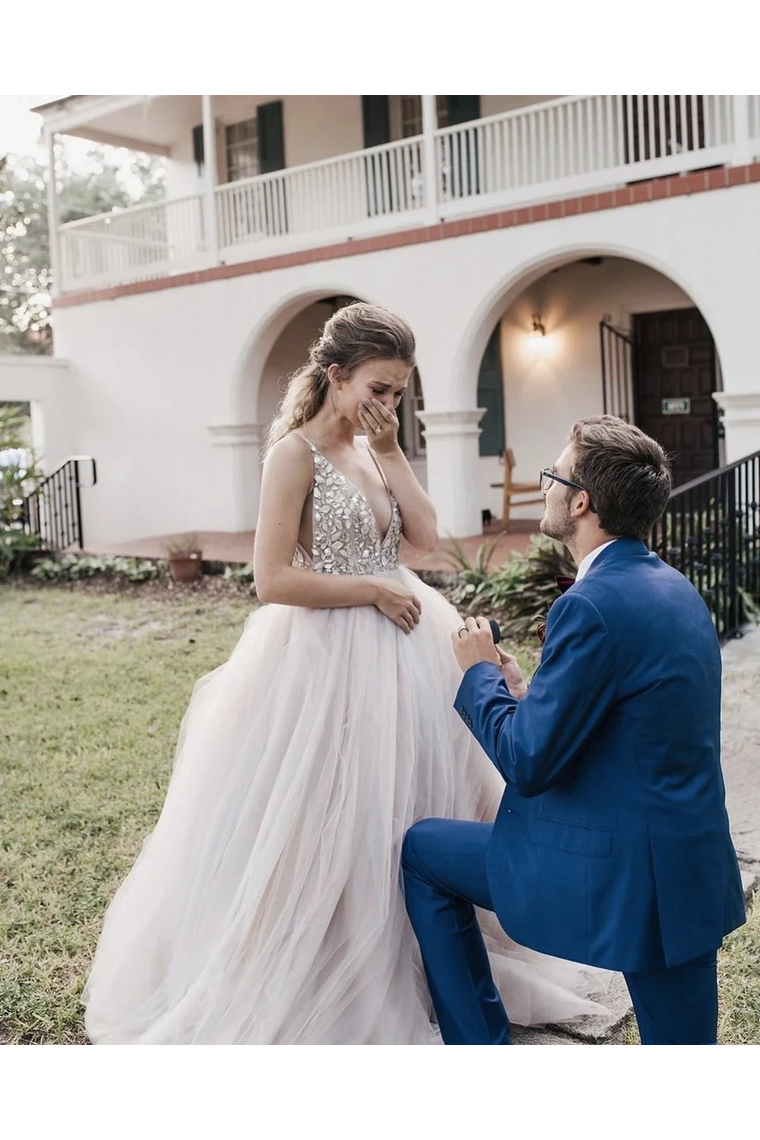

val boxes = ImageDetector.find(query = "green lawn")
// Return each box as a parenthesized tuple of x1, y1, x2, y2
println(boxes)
(0, 583, 256, 1043)
(0, 583, 757, 1044)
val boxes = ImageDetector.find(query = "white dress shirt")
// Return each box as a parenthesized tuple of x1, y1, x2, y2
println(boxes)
(574, 539, 619, 582)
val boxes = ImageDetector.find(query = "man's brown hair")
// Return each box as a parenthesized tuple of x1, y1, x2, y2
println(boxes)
(569, 415, 672, 541)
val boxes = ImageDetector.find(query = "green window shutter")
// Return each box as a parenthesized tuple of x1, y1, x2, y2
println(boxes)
(477, 327, 505, 457)
(192, 124, 205, 175)
(445, 96, 481, 125)
(361, 96, 390, 148)
(257, 101, 285, 173)
(445, 97, 482, 195)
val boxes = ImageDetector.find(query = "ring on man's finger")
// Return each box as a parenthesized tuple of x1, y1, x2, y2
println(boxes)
(457, 626, 468, 637)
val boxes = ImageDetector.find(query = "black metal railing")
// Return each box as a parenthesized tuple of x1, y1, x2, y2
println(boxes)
(24, 456, 97, 551)
(651, 451, 760, 640)
(600, 317, 635, 423)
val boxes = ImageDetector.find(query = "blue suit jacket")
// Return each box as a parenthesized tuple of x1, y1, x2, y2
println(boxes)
(455, 538, 746, 972)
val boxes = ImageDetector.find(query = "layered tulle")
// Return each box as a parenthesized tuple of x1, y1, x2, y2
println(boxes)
(83, 569, 613, 1044)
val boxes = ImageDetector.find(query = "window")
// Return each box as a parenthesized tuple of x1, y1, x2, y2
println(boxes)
(477, 328, 505, 457)
(397, 369, 426, 458)
(398, 96, 449, 138)
(225, 118, 260, 183)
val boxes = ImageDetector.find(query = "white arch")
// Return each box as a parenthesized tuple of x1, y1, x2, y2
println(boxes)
(231, 283, 378, 423)
(450, 240, 722, 408)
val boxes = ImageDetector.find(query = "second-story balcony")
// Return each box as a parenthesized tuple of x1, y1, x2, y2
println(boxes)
(49, 94, 760, 295)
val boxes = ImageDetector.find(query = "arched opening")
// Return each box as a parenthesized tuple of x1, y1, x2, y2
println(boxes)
(230, 291, 429, 529)
(257, 295, 427, 485)
(470, 254, 723, 526)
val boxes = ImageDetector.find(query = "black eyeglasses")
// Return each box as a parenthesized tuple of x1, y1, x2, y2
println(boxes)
(539, 470, 597, 512)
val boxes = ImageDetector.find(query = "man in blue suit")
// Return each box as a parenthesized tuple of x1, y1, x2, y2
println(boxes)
(402, 415, 746, 1045)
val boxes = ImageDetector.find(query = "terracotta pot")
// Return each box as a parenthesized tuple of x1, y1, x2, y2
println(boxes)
(168, 551, 203, 583)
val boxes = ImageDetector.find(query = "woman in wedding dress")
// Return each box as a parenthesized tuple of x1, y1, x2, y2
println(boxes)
(83, 302, 613, 1044)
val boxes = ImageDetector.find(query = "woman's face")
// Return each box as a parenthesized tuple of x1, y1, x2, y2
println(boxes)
(330, 358, 412, 427)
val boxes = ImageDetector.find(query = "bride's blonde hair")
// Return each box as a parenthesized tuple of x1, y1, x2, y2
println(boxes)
(266, 302, 416, 452)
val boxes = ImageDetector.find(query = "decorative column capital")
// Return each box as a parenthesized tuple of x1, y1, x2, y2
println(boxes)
(206, 422, 267, 447)
(414, 408, 487, 439)
(712, 391, 760, 426)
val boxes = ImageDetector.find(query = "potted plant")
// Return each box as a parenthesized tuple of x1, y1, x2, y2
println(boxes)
(164, 533, 203, 583)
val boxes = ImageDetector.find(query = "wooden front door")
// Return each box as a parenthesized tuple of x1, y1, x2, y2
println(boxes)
(633, 308, 718, 486)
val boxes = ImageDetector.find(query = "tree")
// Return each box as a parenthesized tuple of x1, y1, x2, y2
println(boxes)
(0, 144, 166, 354)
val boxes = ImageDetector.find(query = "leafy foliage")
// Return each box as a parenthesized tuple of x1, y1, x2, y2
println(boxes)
(223, 562, 256, 595)
(0, 401, 44, 534)
(0, 530, 48, 579)
(0, 146, 165, 354)
(164, 533, 201, 555)
(653, 496, 760, 634)
(30, 554, 162, 583)
(444, 533, 576, 642)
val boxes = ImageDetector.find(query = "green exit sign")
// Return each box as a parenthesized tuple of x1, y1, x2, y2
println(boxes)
(662, 397, 691, 415)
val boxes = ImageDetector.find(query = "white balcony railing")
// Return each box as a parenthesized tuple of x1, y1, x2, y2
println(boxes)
(216, 135, 425, 249)
(57, 95, 759, 293)
(436, 94, 735, 209)
(59, 194, 205, 289)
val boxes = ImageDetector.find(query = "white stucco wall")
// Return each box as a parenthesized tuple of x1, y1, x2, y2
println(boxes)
(480, 96, 559, 119)
(0, 356, 76, 471)
(50, 180, 760, 544)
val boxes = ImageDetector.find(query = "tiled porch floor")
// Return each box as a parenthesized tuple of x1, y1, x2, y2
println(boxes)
(84, 520, 541, 574)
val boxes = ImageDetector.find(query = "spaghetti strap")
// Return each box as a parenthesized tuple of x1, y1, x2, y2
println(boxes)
(365, 440, 392, 496)
(293, 432, 317, 455)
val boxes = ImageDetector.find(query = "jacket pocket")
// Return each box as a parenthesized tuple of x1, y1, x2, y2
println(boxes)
(530, 815, 612, 858)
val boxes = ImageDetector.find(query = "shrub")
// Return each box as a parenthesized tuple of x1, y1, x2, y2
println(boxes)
(223, 562, 256, 595)
(0, 531, 49, 580)
(444, 534, 576, 642)
(29, 554, 162, 584)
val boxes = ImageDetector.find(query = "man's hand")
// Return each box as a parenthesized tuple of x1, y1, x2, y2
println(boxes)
(451, 617, 529, 699)
(451, 616, 501, 673)
(495, 646, 529, 700)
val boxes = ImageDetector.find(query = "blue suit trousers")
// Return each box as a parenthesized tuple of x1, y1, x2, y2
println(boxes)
(401, 818, 719, 1045)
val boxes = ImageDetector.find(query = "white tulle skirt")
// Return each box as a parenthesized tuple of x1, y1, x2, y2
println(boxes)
(83, 568, 613, 1044)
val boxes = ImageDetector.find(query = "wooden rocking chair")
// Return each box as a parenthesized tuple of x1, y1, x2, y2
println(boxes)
(490, 448, 544, 530)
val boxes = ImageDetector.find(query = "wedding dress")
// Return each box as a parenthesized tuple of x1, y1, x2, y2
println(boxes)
(83, 437, 614, 1044)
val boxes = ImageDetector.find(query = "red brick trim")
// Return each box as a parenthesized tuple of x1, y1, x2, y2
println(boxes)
(54, 162, 760, 309)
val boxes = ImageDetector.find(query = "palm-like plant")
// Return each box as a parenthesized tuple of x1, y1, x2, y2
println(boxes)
(442, 532, 576, 643)
(0, 403, 43, 529)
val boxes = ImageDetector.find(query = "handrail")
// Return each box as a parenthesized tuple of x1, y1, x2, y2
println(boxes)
(652, 450, 760, 640)
(24, 456, 97, 551)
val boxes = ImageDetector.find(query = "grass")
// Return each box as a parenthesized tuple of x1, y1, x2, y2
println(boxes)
(0, 583, 256, 1043)
(0, 583, 757, 1045)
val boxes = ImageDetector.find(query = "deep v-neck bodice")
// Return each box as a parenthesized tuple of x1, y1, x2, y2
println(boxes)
(293, 436, 402, 575)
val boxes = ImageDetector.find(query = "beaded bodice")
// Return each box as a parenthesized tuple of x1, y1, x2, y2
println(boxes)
(293, 438, 402, 575)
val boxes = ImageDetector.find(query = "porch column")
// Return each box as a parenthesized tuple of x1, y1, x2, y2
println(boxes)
(730, 95, 753, 167)
(421, 95, 439, 224)
(712, 392, 760, 464)
(201, 94, 220, 262)
(207, 422, 267, 531)
(415, 409, 486, 537)
(44, 130, 60, 296)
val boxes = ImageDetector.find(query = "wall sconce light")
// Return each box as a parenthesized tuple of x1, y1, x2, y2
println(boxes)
(528, 312, 551, 355)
